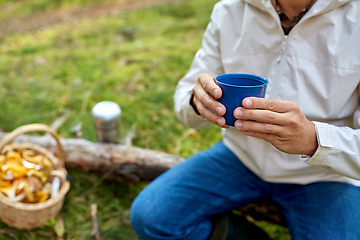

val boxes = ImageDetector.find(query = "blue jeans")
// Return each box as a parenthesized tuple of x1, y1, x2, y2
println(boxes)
(130, 142, 360, 240)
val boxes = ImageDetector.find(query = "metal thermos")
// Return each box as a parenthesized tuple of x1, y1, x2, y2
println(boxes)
(91, 101, 122, 143)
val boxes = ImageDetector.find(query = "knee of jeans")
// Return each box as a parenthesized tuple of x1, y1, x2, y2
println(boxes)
(130, 193, 165, 238)
(130, 195, 148, 236)
(130, 192, 182, 239)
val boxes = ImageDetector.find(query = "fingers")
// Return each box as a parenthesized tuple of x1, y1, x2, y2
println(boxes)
(193, 98, 228, 127)
(234, 119, 284, 136)
(234, 99, 303, 136)
(242, 97, 299, 113)
(237, 120, 318, 156)
(193, 84, 225, 115)
(233, 108, 288, 126)
(197, 73, 222, 99)
(235, 97, 318, 155)
(233, 105, 304, 135)
(191, 74, 228, 127)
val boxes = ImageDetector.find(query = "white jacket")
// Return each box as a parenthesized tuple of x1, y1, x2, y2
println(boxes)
(174, 0, 360, 185)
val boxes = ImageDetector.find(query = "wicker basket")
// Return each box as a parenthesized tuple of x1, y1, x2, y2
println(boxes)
(0, 124, 70, 229)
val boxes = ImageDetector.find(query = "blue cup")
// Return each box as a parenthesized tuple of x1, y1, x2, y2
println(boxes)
(215, 73, 269, 126)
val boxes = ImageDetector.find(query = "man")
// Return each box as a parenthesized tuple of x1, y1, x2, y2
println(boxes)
(130, 0, 360, 239)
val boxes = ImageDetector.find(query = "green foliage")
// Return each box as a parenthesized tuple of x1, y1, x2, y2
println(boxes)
(43, 218, 56, 228)
(61, 170, 145, 239)
(0, 0, 220, 155)
(254, 221, 291, 240)
(0, 0, 291, 239)
(157, 1, 196, 18)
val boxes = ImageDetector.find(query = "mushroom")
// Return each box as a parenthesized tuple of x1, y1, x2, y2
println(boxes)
(42, 183, 52, 195)
(22, 160, 41, 171)
(27, 176, 43, 192)
(35, 191, 49, 203)
(0, 179, 26, 202)
(12, 178, 36, 203)
(51, 177, 61, 198)
(27, 169, 48, 183)
(6, 151, 21, 161)
(1, 188, 16, 201)
(2, 170, 14, 181)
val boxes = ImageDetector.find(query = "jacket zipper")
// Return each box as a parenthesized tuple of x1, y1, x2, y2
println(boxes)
(270, 35, 288, 100)
(259, 1, 290, 99)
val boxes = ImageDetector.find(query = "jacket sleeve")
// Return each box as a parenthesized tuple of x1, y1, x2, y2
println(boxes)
(173, 3, 225, 129)
(303, 86, 360, 180)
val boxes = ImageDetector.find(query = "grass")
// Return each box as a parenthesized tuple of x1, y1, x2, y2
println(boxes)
(0, 0, 219, 155)
(0, 0, 291, 239)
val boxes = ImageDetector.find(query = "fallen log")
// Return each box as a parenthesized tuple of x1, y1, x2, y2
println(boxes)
(0, 132, 183, 183)
(0, 132, 286, 227)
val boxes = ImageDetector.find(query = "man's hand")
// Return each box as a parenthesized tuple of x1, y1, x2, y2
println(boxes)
(191, 73, 229, 128)
(234, 97, 318, 156)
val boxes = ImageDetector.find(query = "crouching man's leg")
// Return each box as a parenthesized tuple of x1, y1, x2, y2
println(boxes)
(274, 181, 360, 240)
(130, 142, 271, 240)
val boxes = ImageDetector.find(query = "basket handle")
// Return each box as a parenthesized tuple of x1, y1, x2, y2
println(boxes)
(0, 124, 63, 160)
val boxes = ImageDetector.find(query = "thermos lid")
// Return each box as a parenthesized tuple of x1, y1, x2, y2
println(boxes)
(92, 101, 121, 128)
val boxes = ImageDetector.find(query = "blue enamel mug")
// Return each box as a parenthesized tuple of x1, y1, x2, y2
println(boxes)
(215, 73, 269, 126)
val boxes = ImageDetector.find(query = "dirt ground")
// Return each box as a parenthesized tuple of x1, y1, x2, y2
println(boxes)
(0, 0, 170, 39)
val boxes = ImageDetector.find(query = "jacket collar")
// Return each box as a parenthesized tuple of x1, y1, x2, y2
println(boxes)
(242, 0, 352, 18)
